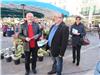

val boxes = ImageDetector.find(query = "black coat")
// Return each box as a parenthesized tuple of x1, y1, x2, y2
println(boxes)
(19, 22, 42, 51)
(47, 22, 69, 57)
(70, 22, 86, 46)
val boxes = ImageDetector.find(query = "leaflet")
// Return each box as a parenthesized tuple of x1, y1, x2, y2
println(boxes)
(72, 28, 78, 34)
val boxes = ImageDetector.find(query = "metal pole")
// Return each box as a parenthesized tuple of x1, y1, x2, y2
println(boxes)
(21, 4, 25, 18)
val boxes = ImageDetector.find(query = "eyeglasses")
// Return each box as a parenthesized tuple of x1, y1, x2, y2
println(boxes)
(58, 17, 63, 19)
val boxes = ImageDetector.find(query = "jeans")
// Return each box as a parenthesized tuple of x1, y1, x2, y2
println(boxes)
(52, 56, 63, 75)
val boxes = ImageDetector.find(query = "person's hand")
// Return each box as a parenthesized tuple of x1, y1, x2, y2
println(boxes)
(75, 33, 80, 35)
(25, 37, 30, 42)
(59, 55, 63, 57)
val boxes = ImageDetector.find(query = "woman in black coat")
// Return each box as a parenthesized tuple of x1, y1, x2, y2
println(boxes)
(70, 16, 86, 66)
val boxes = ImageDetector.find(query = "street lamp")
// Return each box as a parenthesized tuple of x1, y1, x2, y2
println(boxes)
(21, 4, 26, 18)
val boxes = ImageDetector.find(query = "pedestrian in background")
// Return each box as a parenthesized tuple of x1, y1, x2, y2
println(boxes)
(70, 16, 86, 66)
(47, 13, 69, 75)
(19, 13, 41, 75)
(97, 24, 100, 39)
(2, 25, 8, 37)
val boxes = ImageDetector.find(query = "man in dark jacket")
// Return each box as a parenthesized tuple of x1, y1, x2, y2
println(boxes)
(19, 13, 41, 75)
(47, 13, 69, 75)
(70, 16, 86, 66)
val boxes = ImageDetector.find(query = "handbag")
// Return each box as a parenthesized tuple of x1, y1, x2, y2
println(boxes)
(81, 36, 90, 45)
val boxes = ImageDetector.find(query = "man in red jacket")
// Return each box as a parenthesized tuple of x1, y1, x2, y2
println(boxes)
(19, 13, 41, 75)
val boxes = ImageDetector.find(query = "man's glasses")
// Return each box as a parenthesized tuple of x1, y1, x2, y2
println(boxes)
(58, 17, 63, 19)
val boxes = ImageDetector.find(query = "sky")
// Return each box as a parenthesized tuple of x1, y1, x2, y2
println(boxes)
(38, 0, 82, 15)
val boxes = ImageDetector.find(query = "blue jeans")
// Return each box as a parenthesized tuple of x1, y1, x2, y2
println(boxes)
(52, 56, 63, 75)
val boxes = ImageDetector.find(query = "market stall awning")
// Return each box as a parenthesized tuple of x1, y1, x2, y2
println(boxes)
(2, 0, 69, 17)
(1, 7, 44, 18)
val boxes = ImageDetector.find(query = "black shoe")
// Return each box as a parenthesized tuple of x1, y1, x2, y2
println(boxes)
(48, 70, 56, 74)
(32, 69, 37, 74)
(72, 60, 75, 63)
(25, 72, 29, 75)
(76, 62, 79, 66)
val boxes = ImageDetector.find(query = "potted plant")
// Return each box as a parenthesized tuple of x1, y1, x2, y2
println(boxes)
(12, 54, 21, 65)
(0, 49, 4, 60)
(37, 48, 48, 61)
(21, 53, 25, 58)
(11, 47, 16, 54)
(43, 29, 49, 38)
(38, 54, 44, 61)
(12, 39, 24, 65)
(1, 53, 4, 59)
(4, 53, 12, 62)
(4, 48, 12, 62)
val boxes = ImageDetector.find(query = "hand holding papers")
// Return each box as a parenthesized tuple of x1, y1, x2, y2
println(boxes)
(25, 34, 39, 42)
(25, 37, 31, 42)
(72, 28, 78, 34)
(37, 39, 48, 47)
(72, 28, 80, 35)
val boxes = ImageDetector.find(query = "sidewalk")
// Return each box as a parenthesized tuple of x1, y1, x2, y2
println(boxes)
(1, 32, 100, 75)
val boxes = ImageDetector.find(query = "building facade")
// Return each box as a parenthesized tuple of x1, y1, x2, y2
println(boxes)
(80, 0, 100, 25)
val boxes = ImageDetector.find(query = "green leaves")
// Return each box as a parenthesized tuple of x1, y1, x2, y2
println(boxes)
(37, 48, 48, 56)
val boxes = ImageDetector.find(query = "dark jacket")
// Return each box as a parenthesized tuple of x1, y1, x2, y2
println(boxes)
(70, 22, 86, 46)
(47, 22, 69, 57)
(19, 22, 42, 51)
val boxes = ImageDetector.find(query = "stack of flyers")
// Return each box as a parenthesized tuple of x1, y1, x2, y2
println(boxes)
(72, 28, 78, 34)
(37, 39, 48, 47)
